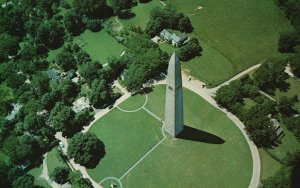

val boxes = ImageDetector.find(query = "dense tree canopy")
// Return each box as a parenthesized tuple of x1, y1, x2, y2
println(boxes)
(68, 133, 105, 168)
(50, 166, 70, 184)
(36, 20, 65, 49)
(123, 34, 168, 92)
(12, 174, 35, 188)
(64, 9, 85, 36)
(69, 170, 93, 188)
(253, 59, 289, 94)
(145, 6, 192, 37)
(0, 33, 20, 63)
(178, 37, 202, 61)
(73, 0, 111, 18)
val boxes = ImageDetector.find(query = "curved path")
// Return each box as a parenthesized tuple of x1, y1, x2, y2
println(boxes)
(180, 72, 260, 188)
(116, 95, 148, 113)
(205, 64, 261, 95)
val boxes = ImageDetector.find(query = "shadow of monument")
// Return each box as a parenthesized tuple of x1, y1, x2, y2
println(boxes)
(177, 125, 225, 144)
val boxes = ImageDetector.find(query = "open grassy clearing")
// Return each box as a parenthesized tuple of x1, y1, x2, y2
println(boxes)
(159, 38, 233, 87)
(120, 0, 162, 29)
(121, 85, 252, 187)
(259, 149, 282, 180)
(118, 93, 146, 111)
(47, 148, 68, 175)
(168, 0, 292, 86)
(28, 164, 52, 188)
(75, 30, 126, 64)
(87, 108, 163, 182)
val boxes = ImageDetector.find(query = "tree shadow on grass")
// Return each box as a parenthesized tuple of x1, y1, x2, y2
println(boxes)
(177, 125, 225, 144)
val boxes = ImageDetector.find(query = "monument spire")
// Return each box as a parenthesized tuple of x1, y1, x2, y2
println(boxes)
(164, 52, 184, 137)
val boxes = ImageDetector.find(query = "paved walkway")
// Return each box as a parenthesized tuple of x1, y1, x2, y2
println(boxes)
(181, 72, 260, 188)
(205, 64, 261, 95)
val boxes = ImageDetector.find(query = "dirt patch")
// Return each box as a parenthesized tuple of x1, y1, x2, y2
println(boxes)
(196, 5, 203, 10)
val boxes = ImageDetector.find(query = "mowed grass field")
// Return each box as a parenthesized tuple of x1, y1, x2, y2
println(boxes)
(120, 0, 162, 29)
(168, 0, 292, 86)
(87, 108, 163, 182)
(87, 85, 252, 187)
(75, 30, 126, 64)
(122, 85, 252, 187)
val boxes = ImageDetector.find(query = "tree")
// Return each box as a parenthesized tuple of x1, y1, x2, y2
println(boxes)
(178, 16, 193, 33)
(254, 59, 289, 93)
(278, 95, 298, 116)
(5, 73, 26, 89)
(68, 132, 105, 168)
(69, 170, 93, 188)
(278, 30, 298, 52)
(0, 33, 20, 63)
(49, 102, 75, 132)
(36, 20, 65, 49)
(50, 166, 70, 184)
(74, 109, 93, 129)
(215, 80, 243, 107)
(64, 9, 85, 36)
(123, 35, 168, 92)
(284, 116, 300, 139)
(242, 105, 277, 147)
(86, 19, 102, 32)
(56, 48, 77, 71)
(78, 60, 103, 85)
(73, 0, 110, 18)
(12, 174, 35, 188)
(0, 85, 14, 116)
(32, 72, 50, 96)
(178, 37, 202, 61)
(89, 79, 114, 108)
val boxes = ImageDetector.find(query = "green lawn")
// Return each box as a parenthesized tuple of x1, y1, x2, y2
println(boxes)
(28, 164, 52, 188)
(47, 148, 68, 175)
(122, 85, 252, 187)
(273, 77, 300, 112)
(75, 30, 126, 64)
(87, 108, 163, 182)
(120, 0, 162, 29)
(169, 0, 292, 87)
(259, 149, 282, 180)
(87, 84, 252, 187)
(118, 93, 146, 111)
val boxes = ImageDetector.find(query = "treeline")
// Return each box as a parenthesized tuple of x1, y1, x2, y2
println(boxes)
(215, 59, 300, 146)
(275, 0, 300, 78)
(262, 150, 300, 188)
(145, 5, 193, 37)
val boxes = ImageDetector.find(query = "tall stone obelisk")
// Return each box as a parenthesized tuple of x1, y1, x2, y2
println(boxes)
(164, 52, 184, 137)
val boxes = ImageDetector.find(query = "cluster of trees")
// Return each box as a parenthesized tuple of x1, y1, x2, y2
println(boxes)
(178, 37, 202, 61)
(123, 34, 169, 92)
(68, 133, 105, 168)
(215, 75, 284, 146)
(215, 75, 260, 115)
(253, 59, 289, 94)
(275, 0, 300, 53)
(145, 5, 193, 37)
(262, 150, 300, 188)
(49, 167, 93, 187)
(242, 102, 278, 147)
